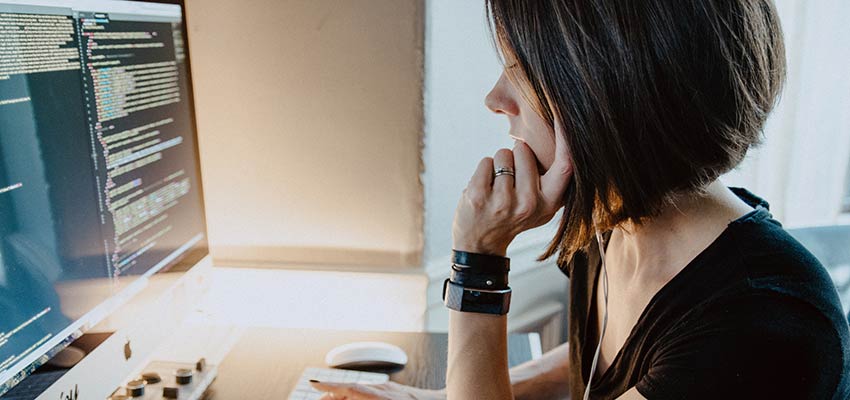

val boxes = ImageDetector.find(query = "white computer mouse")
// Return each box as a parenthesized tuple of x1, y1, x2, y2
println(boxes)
(325, 341, 408, 370)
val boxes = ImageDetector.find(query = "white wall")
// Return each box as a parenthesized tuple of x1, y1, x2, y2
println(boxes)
(185, 0, 425, 267)
(423, 0, 562, 263)
(422, 0, 505, 264)
(722, 0, 850, 227)
(198, 267, 427, 331)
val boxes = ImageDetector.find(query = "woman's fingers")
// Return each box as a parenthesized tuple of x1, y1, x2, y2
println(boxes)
(311, 381, 354, 398)
(512, 141, 540, 199)
(454, 132, 567, 254)
(540, 117, 573, 208)
(492, 148, 515, 198)
(310, 381, 377, 400)
(309, 380, 342, 393)
(311, 381, 441, 400)
(470, 157, 495, 193)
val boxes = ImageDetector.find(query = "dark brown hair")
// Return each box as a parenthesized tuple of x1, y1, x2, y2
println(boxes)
(485, 0, 786, 265)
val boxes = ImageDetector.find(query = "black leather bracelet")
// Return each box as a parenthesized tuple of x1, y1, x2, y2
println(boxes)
(452, 250, 510, 272)
(450, 266, 508, 290)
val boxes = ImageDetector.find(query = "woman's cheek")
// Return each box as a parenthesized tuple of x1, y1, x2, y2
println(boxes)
(528, 142, 553, 174)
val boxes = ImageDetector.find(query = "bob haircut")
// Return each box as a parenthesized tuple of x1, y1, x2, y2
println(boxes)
(485, 0, 787, 264)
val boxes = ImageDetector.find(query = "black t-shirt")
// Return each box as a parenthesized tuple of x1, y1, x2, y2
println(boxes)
(560, 187, 850, 399)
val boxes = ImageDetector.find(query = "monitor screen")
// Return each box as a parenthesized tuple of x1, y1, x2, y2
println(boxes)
(0, 0, 207, 393)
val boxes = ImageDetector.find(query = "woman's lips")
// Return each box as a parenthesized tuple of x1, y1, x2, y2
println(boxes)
(509, 134, 525, 143)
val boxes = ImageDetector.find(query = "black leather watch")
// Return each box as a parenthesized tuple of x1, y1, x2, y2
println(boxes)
(442, 279, 512, 315)
(452, 250, 510, 272)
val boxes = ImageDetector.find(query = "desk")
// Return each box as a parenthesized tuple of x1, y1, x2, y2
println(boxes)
(204, 328, 539, 398)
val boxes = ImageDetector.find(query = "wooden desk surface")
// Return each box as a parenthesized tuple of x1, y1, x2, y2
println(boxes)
(205, 328, 537, 399)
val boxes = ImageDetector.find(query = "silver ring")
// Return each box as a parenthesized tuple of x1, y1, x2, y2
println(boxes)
(494, 167, 515, 177)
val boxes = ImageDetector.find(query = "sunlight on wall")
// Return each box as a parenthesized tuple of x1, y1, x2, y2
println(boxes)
(196, 268, 428, 332)
(187, 0, 423, 265)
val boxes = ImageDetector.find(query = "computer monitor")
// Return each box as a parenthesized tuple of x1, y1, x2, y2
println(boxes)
(0, 0, 207, 395)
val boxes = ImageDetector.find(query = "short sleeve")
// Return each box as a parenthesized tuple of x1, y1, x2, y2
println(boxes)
(635, 292, 845, 400)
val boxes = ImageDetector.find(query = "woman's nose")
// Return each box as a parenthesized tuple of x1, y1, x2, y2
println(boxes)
(485, 72, 520, 116)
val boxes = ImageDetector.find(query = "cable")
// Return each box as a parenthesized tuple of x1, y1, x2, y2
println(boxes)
(583, 228, 609, 400)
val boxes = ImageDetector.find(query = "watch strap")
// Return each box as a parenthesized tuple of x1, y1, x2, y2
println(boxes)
(450, 267, 509, 290)
(442, 279, 511, 315)
(452, 250, 510, 272)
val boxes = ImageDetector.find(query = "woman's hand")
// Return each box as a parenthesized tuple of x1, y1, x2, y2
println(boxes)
(309, 381, 446, 400)
(452, 122, 573, 256)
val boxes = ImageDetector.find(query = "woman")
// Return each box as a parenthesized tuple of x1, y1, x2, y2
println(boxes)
(313, 0, 850, 398)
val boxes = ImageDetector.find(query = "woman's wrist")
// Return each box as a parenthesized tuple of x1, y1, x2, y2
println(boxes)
(452, 242, 508, 257)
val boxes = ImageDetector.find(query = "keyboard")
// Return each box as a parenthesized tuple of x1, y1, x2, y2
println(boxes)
(289, 367, 389, 400)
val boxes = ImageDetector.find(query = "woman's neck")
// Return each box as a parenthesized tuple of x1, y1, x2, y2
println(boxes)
(607, 180, 754, 281)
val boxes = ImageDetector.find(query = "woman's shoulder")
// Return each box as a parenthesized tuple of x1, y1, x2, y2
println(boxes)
(645, 288, 850, 399)
(652, 190, 850, 390)
(726, 208, 841, 312)
(711, 188, 840, 312)
(672, 213, 850, 398)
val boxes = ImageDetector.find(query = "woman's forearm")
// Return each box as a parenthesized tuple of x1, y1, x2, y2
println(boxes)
(447, 310, 513, 400)
(446, 311, 571, 400)
(510, 341, 571, 400)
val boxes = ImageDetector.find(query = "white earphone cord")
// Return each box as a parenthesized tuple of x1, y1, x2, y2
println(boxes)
(583, 228, 609, 400)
